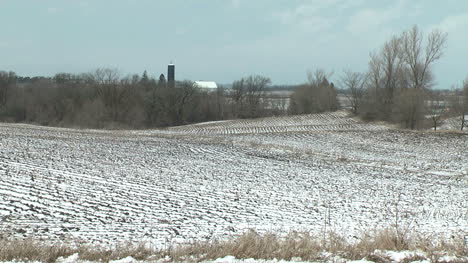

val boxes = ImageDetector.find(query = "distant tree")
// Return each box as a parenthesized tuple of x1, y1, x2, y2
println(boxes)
(244, 75, 270, 117)
(393, 88, 426, 129)
(215, 85, 226, 119)
(341, 71, 367, 114)
(289, 69, 338, 114)
(397, 26, 447, 129)
(401, 25, 447, 90)
(0, 71, 16, 108)
(174, 81, 198, 123)
(141, 70, 149, 82)
(144, 77, 159, 127)
(150, 80, 198, 125)
(363, 36, 404, 120)
(360, 25, 447, 129)
(231, 75, 270, 118)
(140, 70, 150, 89)
(89, 68, 129, 122)
(463, 78, 468, 130)
(53, 73, 72, 84)
(427, 90, 446, 131)
(449, 79, 468, 130)
(158, 74, 166, 88)
(231, 77, 246, 116)
(380, 36, 405, 119)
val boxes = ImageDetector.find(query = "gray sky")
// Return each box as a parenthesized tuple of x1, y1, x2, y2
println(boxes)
(0, 0, 466, 88)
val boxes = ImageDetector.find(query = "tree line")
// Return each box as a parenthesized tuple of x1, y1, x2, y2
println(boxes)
(339, 25, 467, 130)
(0, 25, 466, 130)
(0, 69, 289, 128)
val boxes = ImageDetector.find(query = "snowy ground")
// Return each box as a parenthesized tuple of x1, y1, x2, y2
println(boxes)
(439, 115, 467, 131)
(13, 252, 466, 263)
(0, 111, 466, 248)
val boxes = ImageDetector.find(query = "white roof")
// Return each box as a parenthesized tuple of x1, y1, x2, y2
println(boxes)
(194, 81, 218, 89)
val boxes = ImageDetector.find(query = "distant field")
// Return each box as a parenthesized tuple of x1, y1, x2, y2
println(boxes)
(0, 111, 466, 248)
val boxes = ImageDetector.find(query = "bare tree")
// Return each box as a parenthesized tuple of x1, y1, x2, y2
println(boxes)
(341, 71, 367, 114)
(245, 75, 270, 117)
(0, 71, 16, 108)
(394, 88, 426, 129)
(175, 81, 197, 123)
(398, 26, 447, 129)
(363, 36, 405, 120)
(381, 36, 405, 116)
(215, 85, 226, 119)
(401, 25, 447, 90)
(427, 90, 446, 131)
(450, 79, 468, 130)
(307, 69, 332, 87)
(290, 69, 338, 114)
(158, 74, 166, 88)
(231, 78, 246, 116)
(361, 25, 447, 129)
(231, 75, 270, 118)
(361, 52, 384, 120)
(89, 68, 129, 122)
(462, 78, 468, 130)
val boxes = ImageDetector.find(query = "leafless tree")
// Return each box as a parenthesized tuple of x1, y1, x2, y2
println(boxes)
(401, 25, 447, 90)
(231, 75, 270, 118)
(175, 81, 197, 123)
(0, 71, 16, 108)
(450, 79, 468, 130)
(361, 25, 447, 129)
(231, 78, 246, 116)
(215, 85, 226, 119)
(307, 69, 332, 87)
(290, 69, 338, 114)
(462, 78, 468, 130)
(381, 36, 405, 115)
(151, 80, 198, 125)
(427, 90, 446, 131)
(341, 71, 367, 114)
(89, 68, 129, 122)
(245, 75, 270, 117)
(360, 53, 383, 120)
(394, 88, 426, 129)
(397, 26, 447, 129)
(364, 36, 405, 120)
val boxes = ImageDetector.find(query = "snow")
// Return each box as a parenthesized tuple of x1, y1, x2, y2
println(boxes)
(0, 112, 466, 249)
(110, 256, 140, 263)
(202, 256, 319, 263)
(56, 253, 80, 263)
(385, 251, 424, 262)
(438, 115, 468, 131)
(194, 81, 218, 89)
(26, 252, 468, 262)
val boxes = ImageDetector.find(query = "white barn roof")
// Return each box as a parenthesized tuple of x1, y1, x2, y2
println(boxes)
(194, 81, 218, 89)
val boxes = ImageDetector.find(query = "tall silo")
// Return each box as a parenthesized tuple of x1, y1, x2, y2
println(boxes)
(168, 64, 175, 87)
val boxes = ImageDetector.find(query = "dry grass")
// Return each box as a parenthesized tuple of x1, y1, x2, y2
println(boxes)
(0, 239, 157, 263)
(167, 231, 325, 262)
(0, 238, 75, 263)
(0, 229, 466, 262)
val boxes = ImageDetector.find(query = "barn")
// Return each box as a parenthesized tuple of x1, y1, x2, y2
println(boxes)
(194, 81, 218, 90)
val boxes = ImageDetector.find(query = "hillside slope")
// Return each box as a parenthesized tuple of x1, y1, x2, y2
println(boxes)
(0, 112, 466, 248)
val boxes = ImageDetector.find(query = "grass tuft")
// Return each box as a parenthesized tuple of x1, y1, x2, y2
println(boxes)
(0, 229, 466, 262)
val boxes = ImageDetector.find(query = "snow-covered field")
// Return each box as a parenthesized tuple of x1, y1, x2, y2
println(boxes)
(0, 111, 466, 248)
(439, 115, 467, 131)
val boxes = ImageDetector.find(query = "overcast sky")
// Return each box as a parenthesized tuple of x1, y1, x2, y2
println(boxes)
(0, 0, 466, 88)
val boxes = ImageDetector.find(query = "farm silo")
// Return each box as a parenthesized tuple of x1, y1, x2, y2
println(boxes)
(168, 64, 175, 88)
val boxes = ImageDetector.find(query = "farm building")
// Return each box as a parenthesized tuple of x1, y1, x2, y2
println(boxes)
(194, 81, 218, 90)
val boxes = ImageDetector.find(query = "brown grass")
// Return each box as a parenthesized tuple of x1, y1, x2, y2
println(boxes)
(0, 238, 74, 263)
(0, 229, 466, 262)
